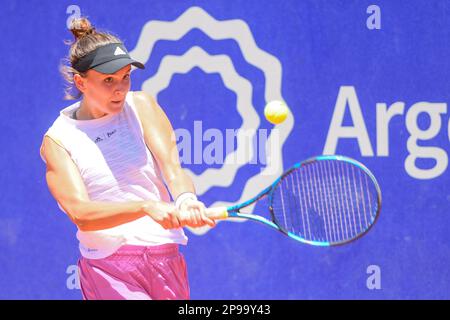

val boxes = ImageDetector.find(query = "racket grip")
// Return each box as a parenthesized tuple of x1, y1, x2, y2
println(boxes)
(205, 206, 229, 220)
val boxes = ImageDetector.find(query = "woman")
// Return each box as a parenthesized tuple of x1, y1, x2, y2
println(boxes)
(39, 17, 215, 300)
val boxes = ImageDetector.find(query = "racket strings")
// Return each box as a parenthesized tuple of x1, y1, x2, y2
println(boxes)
(270, 160, 379, 244)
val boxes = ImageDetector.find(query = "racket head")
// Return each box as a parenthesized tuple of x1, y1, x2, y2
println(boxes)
(268, 155, 381, 246)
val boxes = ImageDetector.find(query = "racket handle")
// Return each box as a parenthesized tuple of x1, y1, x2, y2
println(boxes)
(205, 206, 229, 220)
(178, 206, 229, 220)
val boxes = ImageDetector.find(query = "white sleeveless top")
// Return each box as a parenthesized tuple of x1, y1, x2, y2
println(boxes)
(40, 91, 188, 259)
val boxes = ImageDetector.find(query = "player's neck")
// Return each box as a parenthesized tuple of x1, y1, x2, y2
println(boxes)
(77, 99, 107, 120)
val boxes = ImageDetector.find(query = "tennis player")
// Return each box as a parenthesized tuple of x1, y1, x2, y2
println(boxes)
(39, 17, 215, 300)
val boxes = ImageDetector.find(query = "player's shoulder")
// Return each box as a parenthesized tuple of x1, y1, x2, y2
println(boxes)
(130, 91, 166, 122)
(131, 90, 157, 110)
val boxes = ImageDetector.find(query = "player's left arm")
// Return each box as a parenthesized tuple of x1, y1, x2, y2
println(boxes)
(132, 91, 215, 227)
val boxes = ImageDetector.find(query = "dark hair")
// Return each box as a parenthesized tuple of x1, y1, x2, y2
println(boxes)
(60, 17, 122, 100)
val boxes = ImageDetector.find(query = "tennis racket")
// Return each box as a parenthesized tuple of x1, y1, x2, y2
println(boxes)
(205, 155, 381, 246)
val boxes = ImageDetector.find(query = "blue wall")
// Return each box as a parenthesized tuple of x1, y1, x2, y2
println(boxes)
(0, 0, 449, 299)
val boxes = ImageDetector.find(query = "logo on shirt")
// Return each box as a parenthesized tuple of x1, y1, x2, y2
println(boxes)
(94, 129, 117, 144)
(107, 129, 117, 138)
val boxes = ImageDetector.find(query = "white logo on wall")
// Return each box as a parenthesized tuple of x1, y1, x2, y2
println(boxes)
(323, 86, 449, 180)
(129, 6, 294, 235)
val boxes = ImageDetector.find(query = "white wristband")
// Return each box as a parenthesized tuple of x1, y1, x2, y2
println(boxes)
(175, 192, 197, 210)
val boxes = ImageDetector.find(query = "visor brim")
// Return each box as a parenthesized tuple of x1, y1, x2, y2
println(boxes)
(92, 58, 145, 74)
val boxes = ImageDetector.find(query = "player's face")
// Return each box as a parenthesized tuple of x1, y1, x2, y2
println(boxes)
(79, 65, 132, 115)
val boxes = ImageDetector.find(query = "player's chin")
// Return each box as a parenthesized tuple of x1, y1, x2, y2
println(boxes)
(109, 100, 125, 111)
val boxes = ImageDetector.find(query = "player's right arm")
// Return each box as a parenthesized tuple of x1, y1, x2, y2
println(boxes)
(41, 136, 182, 232)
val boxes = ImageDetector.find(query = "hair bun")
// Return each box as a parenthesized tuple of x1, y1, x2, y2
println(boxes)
(69, 17, 95, 40)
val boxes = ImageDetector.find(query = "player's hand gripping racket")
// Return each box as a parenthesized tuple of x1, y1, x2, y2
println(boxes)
(205, 155, 381, 246)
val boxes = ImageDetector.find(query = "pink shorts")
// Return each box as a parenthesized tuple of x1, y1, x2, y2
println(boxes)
(77, 243, 190, 300)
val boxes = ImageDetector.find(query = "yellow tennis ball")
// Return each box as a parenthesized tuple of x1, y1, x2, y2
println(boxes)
(264, 100, 289, 124)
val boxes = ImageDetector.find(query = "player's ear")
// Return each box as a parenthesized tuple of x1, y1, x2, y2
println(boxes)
(73, 73, 88, 93)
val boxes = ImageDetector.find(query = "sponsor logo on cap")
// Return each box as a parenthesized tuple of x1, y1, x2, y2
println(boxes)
(114, 46, 127, 56)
